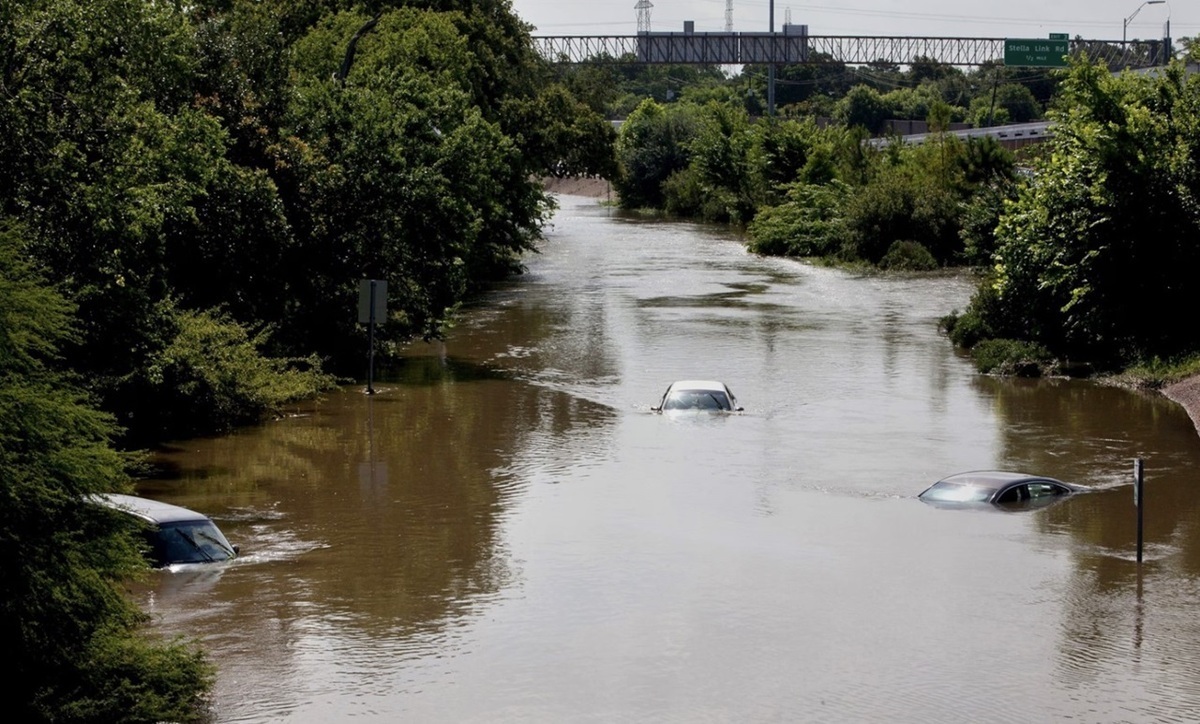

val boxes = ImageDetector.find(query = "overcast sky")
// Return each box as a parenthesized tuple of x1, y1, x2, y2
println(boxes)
(510, 1, 1193, 42)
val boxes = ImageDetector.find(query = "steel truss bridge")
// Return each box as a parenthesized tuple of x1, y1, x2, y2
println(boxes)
(531, 34, 1171, 69)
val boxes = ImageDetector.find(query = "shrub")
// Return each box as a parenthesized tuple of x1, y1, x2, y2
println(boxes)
(942, 307, 990, 350)
(839, 167, 964, 265)
(746, 181, 848, 258)
(972, 338, 1055, 376)
(661, 167, 705, 217)
(879, 240, 938, 270)
(133, 308, 337, 440)
(958, 184, 1013, 266)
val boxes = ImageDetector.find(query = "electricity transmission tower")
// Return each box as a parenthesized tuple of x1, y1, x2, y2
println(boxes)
(636, 0, 653, 34)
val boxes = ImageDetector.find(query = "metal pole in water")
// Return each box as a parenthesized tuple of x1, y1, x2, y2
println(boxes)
(367, 279, 377, 395)
(1134, 457, 1144, 563)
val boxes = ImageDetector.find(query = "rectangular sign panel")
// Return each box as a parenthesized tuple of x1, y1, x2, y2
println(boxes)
(358, 279, 387, 325)
(1048, 33, 1069, 40)
(1004, 38, 1068, 67)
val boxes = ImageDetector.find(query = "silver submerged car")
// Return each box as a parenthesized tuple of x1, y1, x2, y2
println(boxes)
(918, 471, 1079, 510)
(97, 493, 239, 567)
(653, 380, 742, 413)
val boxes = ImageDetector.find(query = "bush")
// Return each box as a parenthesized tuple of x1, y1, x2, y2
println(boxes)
(972, 338, 1055, 376)
(840, 167, 964, 265)
(958, 184, 1013, 266)
(661, 167, 706, 217)
(132, 307, 337, 441)
(879, 240, 938, 270)
(746, 181, 848, 258)
(942, 307, 990, 350)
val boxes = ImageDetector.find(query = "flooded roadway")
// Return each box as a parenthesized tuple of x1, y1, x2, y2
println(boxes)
(136, 195, 1200, 723)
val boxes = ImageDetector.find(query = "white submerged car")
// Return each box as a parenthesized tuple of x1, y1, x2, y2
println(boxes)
(96, 493, 239, 567)
(653, 380, 742, 413)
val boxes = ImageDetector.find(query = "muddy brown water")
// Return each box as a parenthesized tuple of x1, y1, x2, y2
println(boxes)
(134, 195, 1200, 723)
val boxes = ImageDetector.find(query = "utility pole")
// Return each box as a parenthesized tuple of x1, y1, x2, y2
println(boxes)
(768, 0, 775, 116)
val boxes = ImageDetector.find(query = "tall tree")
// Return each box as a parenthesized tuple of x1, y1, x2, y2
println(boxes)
(964, 60, 1200, 363)
(0, 221, 213, 721)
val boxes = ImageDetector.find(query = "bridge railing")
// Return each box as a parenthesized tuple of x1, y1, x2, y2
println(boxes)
(531, 34, 1170, 69)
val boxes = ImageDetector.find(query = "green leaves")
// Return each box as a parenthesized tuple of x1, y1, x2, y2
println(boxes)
(0, 221, 216, 722)
(976, 59, 1200, 364)
(747, 181, 849, 258)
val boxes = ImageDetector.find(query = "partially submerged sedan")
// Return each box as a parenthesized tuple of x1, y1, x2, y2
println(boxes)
(653, 380, 742, 413)
(918, 471, 1079, 510)
(97, 493, 239, 567)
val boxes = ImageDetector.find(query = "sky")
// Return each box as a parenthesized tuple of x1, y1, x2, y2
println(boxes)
(509, 1, 1194, 43)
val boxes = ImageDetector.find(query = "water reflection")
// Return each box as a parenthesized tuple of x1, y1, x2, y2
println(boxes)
(131, 196, 1200, 722)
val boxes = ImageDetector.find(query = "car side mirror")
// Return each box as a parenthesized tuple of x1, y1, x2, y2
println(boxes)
(232, 544, 241, 555)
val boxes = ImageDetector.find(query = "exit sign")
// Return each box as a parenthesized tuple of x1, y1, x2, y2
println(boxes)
(1049, 33, 1069, 40)
(1004, 38, 1068, 67)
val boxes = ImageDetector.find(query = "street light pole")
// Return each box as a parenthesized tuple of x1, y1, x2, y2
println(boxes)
(767, 0, 775, 117)
(1124, 0, 1165, 44)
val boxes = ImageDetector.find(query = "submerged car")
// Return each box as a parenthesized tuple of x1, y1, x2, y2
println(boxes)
(918, 471, 1079, 509)
(653, 380, 742, 413)
(97, 493, 239, 567)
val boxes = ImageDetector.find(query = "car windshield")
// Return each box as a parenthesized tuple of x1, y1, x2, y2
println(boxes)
(920, 481, 994, 503)
(662, 389, 731, 411)
(148, 520, 237, 566)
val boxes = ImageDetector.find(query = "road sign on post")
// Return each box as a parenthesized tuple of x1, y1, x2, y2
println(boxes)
(358, 279, 387, 325)
(1004, 38, 1068, 67)
(358, 279, 387, 395)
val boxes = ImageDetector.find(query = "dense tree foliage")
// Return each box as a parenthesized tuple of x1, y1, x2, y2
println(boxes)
(618, 94, 1017, 269)
(613, 100, 703, 209)
(0, 222, 213, 722)
(1, 0, 612, 440)
(1, 1, 613, 716)
(948, 60, 1200, 368)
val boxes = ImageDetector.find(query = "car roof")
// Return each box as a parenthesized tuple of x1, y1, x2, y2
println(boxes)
(931, 471, 1074, 492)
(95, 493, 213, 525)
(667, 380, 730, 392)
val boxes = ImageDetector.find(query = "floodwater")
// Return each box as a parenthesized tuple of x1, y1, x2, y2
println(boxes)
(135, 195, 1200, 723)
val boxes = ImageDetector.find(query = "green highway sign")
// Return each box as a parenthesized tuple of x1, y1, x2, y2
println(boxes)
(1004, 38, 1069, 67)
(1049, 33, 1069, 40)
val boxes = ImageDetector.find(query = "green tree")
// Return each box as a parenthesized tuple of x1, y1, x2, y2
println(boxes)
(284, 8, 549, 353)
(1, 0, 337, 438)
(746, 181, 849, 258)
(994, 83, 1043, 122)
(614, 100, 702, 208)
(834, 85, 892, 134)
(841, 140, 967, 265)
(755, 117, 823, 190)
(1179, 35, 1198, 61)
(751, 55, 854, 109)
(957, 60, 1200, 364)
(0, 221, 213, 722)
(673, 101, 760, 223)
(908, 55, 956, 84)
